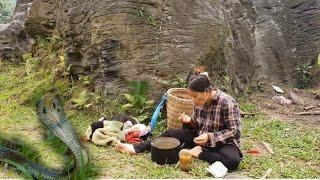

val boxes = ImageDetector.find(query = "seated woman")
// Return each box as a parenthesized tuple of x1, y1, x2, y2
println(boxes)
(116, 74, 242, 170)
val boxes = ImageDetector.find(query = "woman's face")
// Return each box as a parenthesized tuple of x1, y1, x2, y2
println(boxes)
(187, 89, 209, 107)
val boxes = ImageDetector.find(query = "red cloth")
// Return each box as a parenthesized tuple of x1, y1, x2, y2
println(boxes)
(125, 132, 143, 143)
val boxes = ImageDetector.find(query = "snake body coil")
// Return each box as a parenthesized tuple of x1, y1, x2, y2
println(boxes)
(0, 94, 88, 179)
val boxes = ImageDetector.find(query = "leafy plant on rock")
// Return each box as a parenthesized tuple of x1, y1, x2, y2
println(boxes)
(295, 63, 312, 89)
(121, 81, 154, 123)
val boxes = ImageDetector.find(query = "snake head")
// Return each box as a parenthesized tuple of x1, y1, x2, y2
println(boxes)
(36, 93, 65, 127)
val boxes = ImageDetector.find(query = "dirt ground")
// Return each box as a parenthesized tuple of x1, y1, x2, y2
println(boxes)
(248, 86, 320, 127)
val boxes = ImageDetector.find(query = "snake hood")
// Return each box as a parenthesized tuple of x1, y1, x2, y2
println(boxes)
(36, 94, 88, 169)
(0, 93, 89, 179)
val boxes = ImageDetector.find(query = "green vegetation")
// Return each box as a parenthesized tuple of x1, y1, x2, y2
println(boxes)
(70, 76, 101, 109)
(121, 81, 154, 123)
(147, 15, 156, 26)
(136, 8, 145, 17)
(240, 116, 320, 178)
(0, 34, 101, 178)
(295, 63, 312, 89)
(171, 77, 186, 88)
(1, 62, 319, 178)
(136, 7, 157, 26)
(1, 159, 33, 179)
(0, 0, 16, 23)
(0, 35, 319, 178)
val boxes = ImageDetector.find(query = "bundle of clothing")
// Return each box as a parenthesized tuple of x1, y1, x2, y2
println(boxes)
(83, 115, 152, 146)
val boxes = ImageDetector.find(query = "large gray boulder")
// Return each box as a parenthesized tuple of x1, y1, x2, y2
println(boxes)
(57, 0, 228, 96)
(0, 0, 33, 61)
(218, 0, 320, 93)
(3, 0, 320, 96)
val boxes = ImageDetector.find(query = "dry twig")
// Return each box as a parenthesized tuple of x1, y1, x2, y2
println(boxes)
(303, 106, 315, 110)
(261, 141, 274, 155)
(294, 111, 320, 115)
(260, 168, 272, 179)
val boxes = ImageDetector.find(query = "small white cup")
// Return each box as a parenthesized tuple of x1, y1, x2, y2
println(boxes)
(206, 161, 228, 178)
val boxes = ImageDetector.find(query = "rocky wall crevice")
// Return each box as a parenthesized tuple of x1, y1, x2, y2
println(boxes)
(1, 0, 319, 97)
(0, 0, 34, 61)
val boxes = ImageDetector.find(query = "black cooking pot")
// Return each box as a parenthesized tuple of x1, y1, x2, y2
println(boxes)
(151, 137, 184, 165)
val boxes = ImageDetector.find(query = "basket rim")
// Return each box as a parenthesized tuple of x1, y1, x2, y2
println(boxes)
(167, 88, 193, 102)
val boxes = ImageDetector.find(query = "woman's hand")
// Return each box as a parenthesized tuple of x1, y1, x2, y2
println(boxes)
(178, 113, 191, 124)
(193, 133, 208, 145)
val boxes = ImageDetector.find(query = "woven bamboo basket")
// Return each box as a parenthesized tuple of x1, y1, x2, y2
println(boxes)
(166, 88, 194, 129)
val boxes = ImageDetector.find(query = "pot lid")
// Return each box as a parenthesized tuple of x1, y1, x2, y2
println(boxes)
(151, 137, 180, 150)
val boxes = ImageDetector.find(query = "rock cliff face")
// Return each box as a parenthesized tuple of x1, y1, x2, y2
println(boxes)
(217, 0, 320, 93)
(2, 0, 320, 95)
(0, 0, 33, 61)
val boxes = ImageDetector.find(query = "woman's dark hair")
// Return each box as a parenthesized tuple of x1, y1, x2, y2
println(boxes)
(187, 74, 213, 92)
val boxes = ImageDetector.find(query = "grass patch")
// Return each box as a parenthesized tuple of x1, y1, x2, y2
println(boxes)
(0, 55, 319, 178)
(238, 103, 320, 178)
(0, 60, 101, 178)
